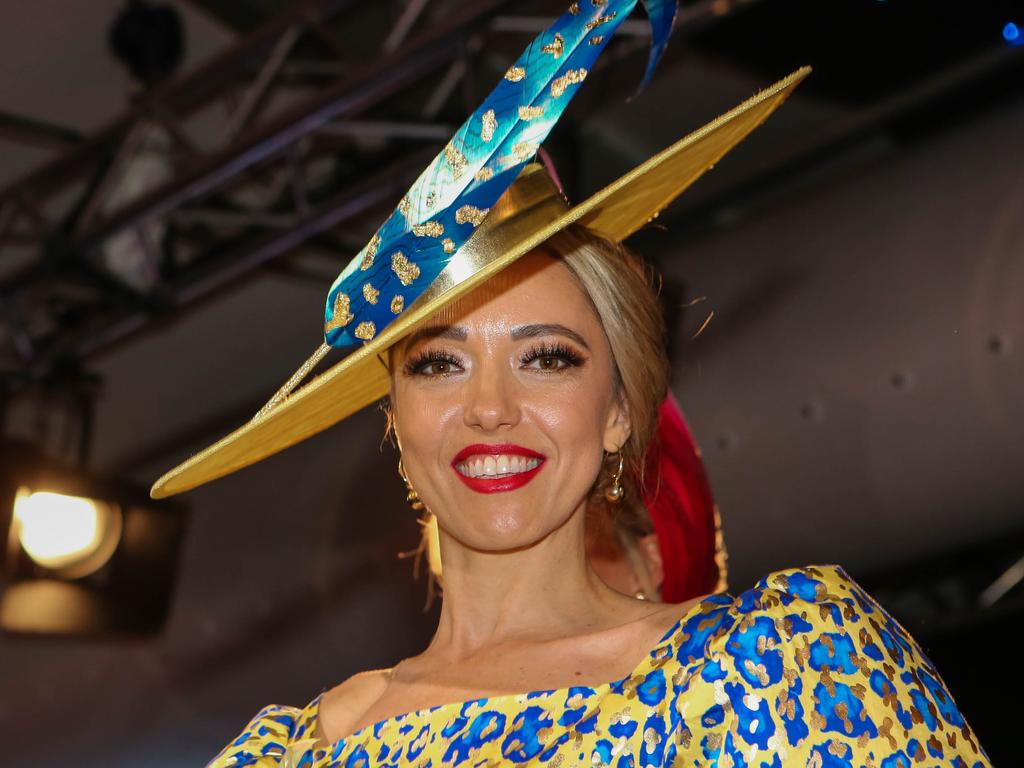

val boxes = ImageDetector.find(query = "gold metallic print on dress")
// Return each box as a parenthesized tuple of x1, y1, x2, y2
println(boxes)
(442, 238, 456, 254)
(517, 105, 545, 120)
(550, 68, 588, 98)
(504, 66, 526, 82)
(390, 295, 404, 314)
(454, 205, 489, 226)
(206, 566, 991, 768)
(474, 167, 494, 182)
(390, 252, 421, 285)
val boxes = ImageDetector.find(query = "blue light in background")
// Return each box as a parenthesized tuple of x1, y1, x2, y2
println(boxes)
(1004, 22, 1021, 44)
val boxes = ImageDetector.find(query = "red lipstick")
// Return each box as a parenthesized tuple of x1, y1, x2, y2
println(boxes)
(451, 444, 546, 494)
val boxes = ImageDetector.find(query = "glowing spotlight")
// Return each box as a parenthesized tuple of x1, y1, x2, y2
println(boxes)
(2, 441, 187, 637)
(13, 489, 122, 577)
(1005, 22, 1021, 44)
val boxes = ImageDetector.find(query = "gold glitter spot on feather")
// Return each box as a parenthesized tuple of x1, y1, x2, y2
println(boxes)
(505, 66, 526, 82)
(398, 196, 411, 215)
(325, 292, 353, 331)
(551, 68, 588, 98)
(592, 0, 607, 6)
(585, 12, 616, 31)
(354, 321, 375, 340)
(517, 105, 544, 120)
(568, 1, 579, 13)
(474, 167, 494, 182)
(412, 220, 444, 237)
(390, 295, 404, 314)
(541, 33, 564, 58)
(480, 109, 497, 142)
(445, 143, 467, 179)
(511, 141, 537, 161)
(360, 233, 380, 270)
(455, 205, 488, 226)
(425, 191, 436, 209)
(442, 238, 455, 253)
(589, 35, 605, 45)
(391, 252, 420, 285)
(362, 283, 379, 305)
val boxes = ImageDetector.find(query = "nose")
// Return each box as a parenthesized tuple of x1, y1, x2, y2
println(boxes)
(463, 356, 521, 432)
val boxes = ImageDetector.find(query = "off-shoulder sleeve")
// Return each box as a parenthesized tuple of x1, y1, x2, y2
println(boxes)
(205, 704, 310, 767)
(666, 565, 991, 768)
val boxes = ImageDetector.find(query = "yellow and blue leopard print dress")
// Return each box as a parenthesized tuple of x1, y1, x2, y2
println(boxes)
(208, 565, 990, 768)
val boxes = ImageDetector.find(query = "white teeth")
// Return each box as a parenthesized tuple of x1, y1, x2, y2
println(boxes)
(456, 455, 541, 479)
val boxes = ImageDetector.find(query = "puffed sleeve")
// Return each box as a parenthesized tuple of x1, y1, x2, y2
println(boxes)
(665, 565, 991, 768)
(205, 703, 314, 767)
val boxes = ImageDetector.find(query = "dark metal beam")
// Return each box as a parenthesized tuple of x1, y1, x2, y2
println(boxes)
(0, 111, 84, 151)
(72, 0, 510, 257)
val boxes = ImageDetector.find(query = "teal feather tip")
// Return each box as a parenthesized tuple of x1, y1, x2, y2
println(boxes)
(324, 0, 678, 348)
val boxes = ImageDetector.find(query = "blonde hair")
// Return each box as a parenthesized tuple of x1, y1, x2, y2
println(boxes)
(548, 224, 669, 503)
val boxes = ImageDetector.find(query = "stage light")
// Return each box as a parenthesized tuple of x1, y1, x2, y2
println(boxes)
(1005, 22, 1021, 44)
(11, 489, 122, 577)
(1, 442, 187, 637)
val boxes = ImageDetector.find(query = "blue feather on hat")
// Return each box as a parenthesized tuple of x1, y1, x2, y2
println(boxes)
(324, 0, 678, 347)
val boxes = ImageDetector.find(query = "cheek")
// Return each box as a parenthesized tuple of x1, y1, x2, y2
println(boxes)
(391, 383, 460, 475)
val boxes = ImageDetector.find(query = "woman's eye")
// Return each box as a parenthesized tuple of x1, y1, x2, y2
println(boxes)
(527, 355, 569, 371)
(423, 361, 456, 375)
(521, 344, 583, 371)
(403, 350, 464, 376)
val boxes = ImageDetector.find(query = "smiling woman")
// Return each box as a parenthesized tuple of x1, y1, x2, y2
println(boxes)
(150, 1, 990, 766)
(391, 251, 630, 553)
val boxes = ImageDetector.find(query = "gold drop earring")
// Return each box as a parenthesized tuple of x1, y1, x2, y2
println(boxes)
(398, 457, 425, 511)
(605, 452, 625, 503)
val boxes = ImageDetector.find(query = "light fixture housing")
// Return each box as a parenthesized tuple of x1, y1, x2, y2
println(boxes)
(0, 441, 187, 637)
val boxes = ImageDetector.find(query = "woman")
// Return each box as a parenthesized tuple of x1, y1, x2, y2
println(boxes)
(151, 3, 990, 766)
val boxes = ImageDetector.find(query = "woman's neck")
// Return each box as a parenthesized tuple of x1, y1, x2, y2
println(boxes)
(425, 511, 633, 662)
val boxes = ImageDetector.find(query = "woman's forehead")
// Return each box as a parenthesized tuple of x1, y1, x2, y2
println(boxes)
(425, 250, 598, 331)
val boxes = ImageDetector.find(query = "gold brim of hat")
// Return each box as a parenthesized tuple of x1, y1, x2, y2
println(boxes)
(151, 67, 810, 499)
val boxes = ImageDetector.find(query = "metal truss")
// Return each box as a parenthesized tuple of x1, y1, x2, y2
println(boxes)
(0, 0, 514, 393)
(0, 0, 752, 397)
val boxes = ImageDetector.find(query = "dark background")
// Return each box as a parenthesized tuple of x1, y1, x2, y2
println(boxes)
(0, 0, 1020, 764)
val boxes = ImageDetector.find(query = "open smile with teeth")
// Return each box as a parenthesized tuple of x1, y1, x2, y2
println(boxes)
(456, 455, 542, 479)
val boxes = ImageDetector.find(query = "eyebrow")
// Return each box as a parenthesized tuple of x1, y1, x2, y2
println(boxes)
(403, 322, 591, 351)
(403, 324, 468, 349)
(511, 323, 590, 350)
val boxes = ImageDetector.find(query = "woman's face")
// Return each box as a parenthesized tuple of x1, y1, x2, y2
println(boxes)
(390, 251, 630, 554)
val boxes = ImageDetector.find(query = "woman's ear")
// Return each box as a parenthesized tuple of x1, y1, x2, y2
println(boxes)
(603, 395, 631, 453)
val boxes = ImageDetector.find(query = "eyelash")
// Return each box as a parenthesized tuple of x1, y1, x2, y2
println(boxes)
(519, 342, 585, 370)
(403, 342, 586, 377)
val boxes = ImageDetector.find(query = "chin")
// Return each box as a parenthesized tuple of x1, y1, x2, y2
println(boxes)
(441, 495, 573, 554)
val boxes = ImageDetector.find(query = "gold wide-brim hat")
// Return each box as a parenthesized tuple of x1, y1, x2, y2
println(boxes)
(151, 66, 808, 499)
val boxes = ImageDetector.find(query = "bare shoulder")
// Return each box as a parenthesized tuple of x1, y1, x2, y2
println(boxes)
(318, 668, 391, 736)
(634, 593, 709, 638)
